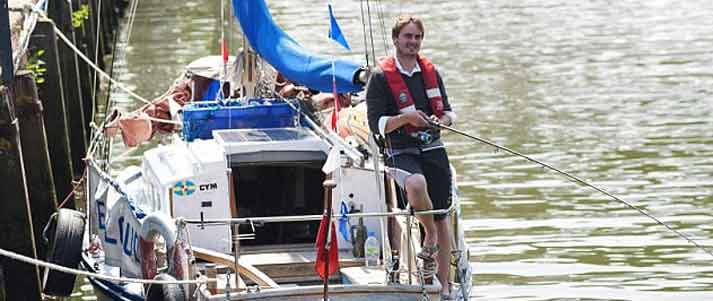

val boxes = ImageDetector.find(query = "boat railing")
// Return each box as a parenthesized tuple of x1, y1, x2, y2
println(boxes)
(182, 202, 457, 226)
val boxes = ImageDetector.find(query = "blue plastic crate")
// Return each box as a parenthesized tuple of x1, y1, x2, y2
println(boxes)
(182, 99, 297, 141)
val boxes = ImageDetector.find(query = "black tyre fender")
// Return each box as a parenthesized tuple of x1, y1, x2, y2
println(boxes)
(42, 208, 86, 297)
(146, 273, 186, 301)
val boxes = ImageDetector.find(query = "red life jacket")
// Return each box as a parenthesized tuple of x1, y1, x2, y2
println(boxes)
(380, 56, 444, 134)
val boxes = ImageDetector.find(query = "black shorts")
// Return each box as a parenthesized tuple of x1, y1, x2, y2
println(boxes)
(386, 147, 452, 220)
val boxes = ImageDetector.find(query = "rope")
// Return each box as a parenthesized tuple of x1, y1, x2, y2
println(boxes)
(56, 168, 86, 209)
(144, 114, 182, 125)
(49, 20, 152, 105)
(85, 160, 147, 221)
(25, 7, 154, 106)
(0, 247, 213, 285)
(22, 5, 184, 128)
(277, 95, 364, 162)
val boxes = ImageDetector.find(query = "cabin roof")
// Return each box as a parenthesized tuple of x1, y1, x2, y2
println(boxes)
(214, 127, 330, 164)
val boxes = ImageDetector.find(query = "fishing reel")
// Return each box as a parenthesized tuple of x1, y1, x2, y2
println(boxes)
(411, 129, 434, 145)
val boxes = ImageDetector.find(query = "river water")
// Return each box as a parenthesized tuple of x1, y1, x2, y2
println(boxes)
(78, 0, 713, 300)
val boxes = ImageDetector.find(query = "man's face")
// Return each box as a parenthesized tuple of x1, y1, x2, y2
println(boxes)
(394, 22, 423, 57)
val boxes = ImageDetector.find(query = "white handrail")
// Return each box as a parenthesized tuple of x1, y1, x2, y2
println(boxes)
(183, 202, 457, 226)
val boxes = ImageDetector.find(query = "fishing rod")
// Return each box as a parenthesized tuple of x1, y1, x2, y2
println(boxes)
(430, 121, 713, 258)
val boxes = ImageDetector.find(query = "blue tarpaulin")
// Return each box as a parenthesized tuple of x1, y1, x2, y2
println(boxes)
(232, 0, 364, 93)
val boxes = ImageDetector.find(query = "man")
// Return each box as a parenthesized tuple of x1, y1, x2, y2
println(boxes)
(366, 15, 456, 298)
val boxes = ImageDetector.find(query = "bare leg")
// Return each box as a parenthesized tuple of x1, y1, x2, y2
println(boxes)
(435, 216, 452, 296)
(404, 174, 437, 246)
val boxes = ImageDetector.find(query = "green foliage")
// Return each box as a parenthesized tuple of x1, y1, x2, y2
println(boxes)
(71, 5, 90, 28)
(25, 49, 47, 84)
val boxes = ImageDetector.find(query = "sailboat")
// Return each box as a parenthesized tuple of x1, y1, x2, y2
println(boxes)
(43, 0, 472, 300)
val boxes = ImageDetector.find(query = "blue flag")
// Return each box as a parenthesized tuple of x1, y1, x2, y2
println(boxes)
(328, 4, 351, 50)
(338, 201, 350, 242)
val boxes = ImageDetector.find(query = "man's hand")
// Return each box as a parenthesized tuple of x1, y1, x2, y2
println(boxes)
(435, 114, 451, 127)
(402, 111, 430, 127)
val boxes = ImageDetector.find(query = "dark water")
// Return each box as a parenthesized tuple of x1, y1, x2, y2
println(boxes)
(79, 0, 713, 300)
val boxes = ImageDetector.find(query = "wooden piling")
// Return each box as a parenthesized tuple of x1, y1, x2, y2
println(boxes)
(71, 0, 96, 136)
(100, 0, 116, 55)
(29, 20, 76, 207)
(85, 0, 106, 119)
(84, 0, 105, 71)
(48, 0, 89, 179)
(13, 71, 59, 257)
(1, 2, 42, 299)
(0, 264, 5, 301)
(0, 87, 43, 301)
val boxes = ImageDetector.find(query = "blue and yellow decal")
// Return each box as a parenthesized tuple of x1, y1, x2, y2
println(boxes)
(173, 180, 196, 196)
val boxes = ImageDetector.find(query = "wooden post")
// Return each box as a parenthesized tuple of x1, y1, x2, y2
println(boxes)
(29, 20, 76, 205)
(0, 90, 43, 301)
(71, 0, 96, 135)
(84, 0, 105, 71)
(0, 2, 42, 299)
(0, 0, 11, 83)
(0, 264, 5, 301)
(13, 71, 59, 257)
(101, 0, 117, 54)
(48, 0, 88, 179)
(85, 0, 106, 99)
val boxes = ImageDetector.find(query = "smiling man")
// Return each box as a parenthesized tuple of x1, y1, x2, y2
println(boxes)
(365, 15, 457, 299)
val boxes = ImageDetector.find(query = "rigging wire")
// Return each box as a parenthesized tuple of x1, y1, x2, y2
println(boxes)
(359, 0, 371, 67)
(91, 0, 104, 124)
(124, 0, 140, 46)
(52, 23, 152, 104)
(375, 0, 390, 56)
(430, 121, 713, 259)
(101, 8, 121, 168)
(365, 0, 378, 66)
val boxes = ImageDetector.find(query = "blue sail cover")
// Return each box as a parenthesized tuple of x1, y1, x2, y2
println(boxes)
(232, 0, 363, 93)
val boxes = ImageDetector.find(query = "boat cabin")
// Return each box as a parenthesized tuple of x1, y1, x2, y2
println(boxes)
(139, 125, 387, 282)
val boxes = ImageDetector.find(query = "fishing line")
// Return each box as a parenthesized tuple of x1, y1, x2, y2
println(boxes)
(430, 121, 713, 258)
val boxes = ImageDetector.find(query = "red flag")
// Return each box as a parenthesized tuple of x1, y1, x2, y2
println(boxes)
(315, 213, 339, 279)
(221, 39, 229, 64)
(330, 57, 340, 131)
(330, 103, 339, 131)
(330, 94, 340, 131)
